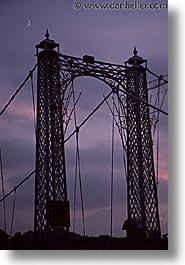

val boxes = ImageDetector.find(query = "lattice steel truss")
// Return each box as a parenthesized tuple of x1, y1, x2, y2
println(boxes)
(34, 32, 161, 239)
(59, 54, 127, 92)
(125, 49, 161, 238)
(34, 32, 69, 238)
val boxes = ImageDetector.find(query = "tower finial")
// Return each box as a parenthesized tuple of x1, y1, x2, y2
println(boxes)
(45, 29, 50, 39)
(133, 46, 138, 55)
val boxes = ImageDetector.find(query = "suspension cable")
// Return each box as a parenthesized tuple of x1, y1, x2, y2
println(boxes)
(152, 86, 168, 140)
(104, 95, 127, 179)
(116, 96, 128, 178)
(0, 87, 167, 206)
(156, 77, 161, 188)
(0, 148, 6, 232)
(104, 94, 128, 236)
(117, 87, 168, 116)
(160, 88, 168, 111)
(64, 83, 73, 111)
(150, 82, 168, 189)
(0, 93, 113, 204)
(64, 90, 113, 143)
(10, 187, 16, 236)
(0, 64, 37, 116)
(105, 94, 128, 220)
(73, 145, 78, 233)
(64, 92, 82, 135)
(77, 140, 86, 236)
(30, 70, 37, 135)
(110, 94, 115, 237)
(71, 82, 79, 232)
(0, 170, 35, 203)
(147, 69, 168, 84)
(151, 87, 160, 139)
(71, 80, 86, 237)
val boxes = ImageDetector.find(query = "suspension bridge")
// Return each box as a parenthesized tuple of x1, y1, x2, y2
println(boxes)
(0, 30, 168, 249)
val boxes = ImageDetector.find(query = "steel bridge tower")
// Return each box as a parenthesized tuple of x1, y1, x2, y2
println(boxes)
(123, 47, 161, 238)
(34, 31, 70, 242)
(34, 32, 161, 241)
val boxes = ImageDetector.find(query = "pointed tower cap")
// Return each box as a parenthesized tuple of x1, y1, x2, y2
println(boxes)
(125, 46, 147, 66)
(133, 46, 138, 55)
(45, 29, 50, 39)
(35, 30, 59, 51)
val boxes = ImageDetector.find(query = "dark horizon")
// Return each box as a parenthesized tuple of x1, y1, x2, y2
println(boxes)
(0, 0, 168, 238)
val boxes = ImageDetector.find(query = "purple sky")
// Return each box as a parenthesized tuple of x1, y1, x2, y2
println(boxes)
(0, 0, 168, 237)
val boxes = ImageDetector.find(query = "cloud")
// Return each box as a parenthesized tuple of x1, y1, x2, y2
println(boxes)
(0, 0, 167, 236)
(0, 141, 168, 236)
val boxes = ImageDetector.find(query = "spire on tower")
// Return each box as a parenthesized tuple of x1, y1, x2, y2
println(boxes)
(133, 46, 138, 55)
(45, 29, 50, 39)
(125, 47, 147, 67)
(35, 30, 59, 54)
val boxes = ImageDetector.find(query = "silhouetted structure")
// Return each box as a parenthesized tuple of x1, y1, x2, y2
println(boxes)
(122, 218, 145, 240)
(124, 48, 161, 238)
(34, 30, 70, 243)
(34, 31, 162, 247)
(0, 230, 168, 250)
(0, 229, 9, 249)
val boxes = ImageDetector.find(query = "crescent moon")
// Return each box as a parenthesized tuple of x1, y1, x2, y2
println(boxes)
(27, 19, 31, 28)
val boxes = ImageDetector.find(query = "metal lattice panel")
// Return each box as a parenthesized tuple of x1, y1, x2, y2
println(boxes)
(34, 49, 69, 235)
(126, 66, 161, 237)
(59, 54, 127, 90)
